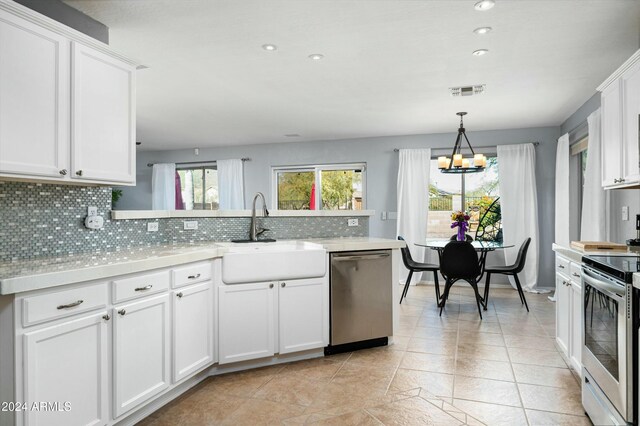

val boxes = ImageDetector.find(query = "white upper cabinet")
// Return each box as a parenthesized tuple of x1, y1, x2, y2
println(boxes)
(0, 10, 69, 179)
(71, 43, 136, 184)
(621, 61, 640, 184)
(0, 3, 137, 186)
(601, 81, 623, 187)
(599, 49, 640, 189)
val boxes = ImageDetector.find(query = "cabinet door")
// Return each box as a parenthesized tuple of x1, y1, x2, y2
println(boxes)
(622, 62, 640, 184)
(218, 282, 275, 364)
(555, 274, 570, 356)
(278, 279, 326, 354)
(23, 312, 109, 426)
(570, 282, 582, 373)
(71, 42, 135, 184)
(172, 282, 214, 382)
(0, 10, 69, 179)
(113, 294, 169, 418)
(601, 81, 623, 187)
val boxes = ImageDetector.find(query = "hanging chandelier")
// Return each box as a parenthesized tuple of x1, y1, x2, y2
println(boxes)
(438, 112, 486, 174)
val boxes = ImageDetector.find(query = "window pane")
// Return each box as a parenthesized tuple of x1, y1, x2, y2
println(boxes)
(204, 168, 219, 209)
(320, 169, 362, 210)
(427, 161, 462, 238)
(277, 171, 314, 210)
(465, 157, 500, 240)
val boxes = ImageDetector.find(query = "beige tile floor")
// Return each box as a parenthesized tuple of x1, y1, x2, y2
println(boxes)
(137, 285, 592, 425)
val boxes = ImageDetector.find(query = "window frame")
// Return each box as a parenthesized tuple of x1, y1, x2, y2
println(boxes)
(271, 163, 367, 211)
(176, 163, 218, 210)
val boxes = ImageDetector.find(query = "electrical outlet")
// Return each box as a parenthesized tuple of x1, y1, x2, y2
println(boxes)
(381, 211, 387, 220)
(184, 220, 198, 230)
(87, 206, 98, 217)
(388, 212, 398, 220)
(622, 206, 629, 221)
(147, 222, 159, 232)
(348, 218, 359, 227)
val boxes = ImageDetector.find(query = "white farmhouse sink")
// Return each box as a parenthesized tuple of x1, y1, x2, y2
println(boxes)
(220, 241, 326, 284)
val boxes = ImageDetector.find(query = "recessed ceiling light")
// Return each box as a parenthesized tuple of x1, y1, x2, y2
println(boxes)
(262, 44, 277, 51)
(473, 26, 493, 35)
(308, 53, 324, 61)
(474, 0, 495, 11)
(472, 49, 489, 56)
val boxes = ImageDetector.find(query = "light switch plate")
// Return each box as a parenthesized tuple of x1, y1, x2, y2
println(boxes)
(184, 220, 198, 230)
(348, 218, 358, 227)
(381, 211, 387, 220)
(147, 222, 159, 232)
(622, 206, 629, 221)
(388, 212, 398, 220)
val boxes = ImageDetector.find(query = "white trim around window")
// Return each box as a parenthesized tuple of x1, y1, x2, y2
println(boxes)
(271, 163, 367, 211)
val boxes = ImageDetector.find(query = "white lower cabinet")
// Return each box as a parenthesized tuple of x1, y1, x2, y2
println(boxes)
(113, 294, 170, 418)
(555, 273, 571, 355)
(218, 277, 328, 364)
(278, 278, 325, 354)
(569, 281, 582, 371)
(555, 253, 583, 375)
(218, 282, 276, 364)
(172, 281, 214, 382)
(23, 311, 109, 426)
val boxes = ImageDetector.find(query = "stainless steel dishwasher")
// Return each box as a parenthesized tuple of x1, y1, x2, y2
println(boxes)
(326, 250, 393, 354)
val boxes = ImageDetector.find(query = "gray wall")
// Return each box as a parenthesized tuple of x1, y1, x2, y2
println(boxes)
(560, 93, 640, 244)
(122, 126, 561, 287)
(14, 0, 108, 43)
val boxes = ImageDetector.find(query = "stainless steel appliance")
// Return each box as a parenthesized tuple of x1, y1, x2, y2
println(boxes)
(326, 250, 393, 354)
(582, 255, 640, 425)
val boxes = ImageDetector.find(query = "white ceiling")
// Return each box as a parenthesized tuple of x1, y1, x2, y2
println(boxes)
(64, 0, 640, 151)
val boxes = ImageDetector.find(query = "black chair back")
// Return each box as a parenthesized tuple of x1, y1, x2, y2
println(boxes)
(512, 238, 532, 273)
(450, 234, 473, 242)
(440, 241, 480, 280)
(397, 236, 413, 269)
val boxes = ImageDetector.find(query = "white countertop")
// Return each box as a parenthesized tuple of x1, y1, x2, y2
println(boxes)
(552, 243, 640, 264)
(0, 237, 403, 295)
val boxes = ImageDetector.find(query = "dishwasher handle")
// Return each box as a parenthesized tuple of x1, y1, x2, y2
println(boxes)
(332, 253, 390, 262)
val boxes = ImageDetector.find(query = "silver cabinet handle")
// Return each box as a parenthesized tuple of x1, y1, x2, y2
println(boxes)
(102, 314, 110, 321)
(176, 292, 183, 298)
(57, 300, 83, 310)
(281, 282, 286, 288)
(558, 265, 565, 269)
(332, 253, 390, 261)
(59, 169, 67, 175)
(118, 309, 126, 316)
(572, 273, 580, 278)
(75, 170, 83, 176)
(188, 273, 201, 280)
(134, 285, 152, 292)
(269, 283, 274, 288)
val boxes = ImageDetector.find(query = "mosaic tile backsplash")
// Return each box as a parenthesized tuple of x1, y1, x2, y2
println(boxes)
(0, 181, 368, 262)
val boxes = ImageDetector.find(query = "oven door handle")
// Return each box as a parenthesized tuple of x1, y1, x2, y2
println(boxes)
(582, 270, 625, 302)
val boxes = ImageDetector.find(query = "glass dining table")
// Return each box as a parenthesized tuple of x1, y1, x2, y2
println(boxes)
(415, 239, 514, 281)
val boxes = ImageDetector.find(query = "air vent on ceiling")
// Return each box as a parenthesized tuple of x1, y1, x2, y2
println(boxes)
(449, 84, 486, 97)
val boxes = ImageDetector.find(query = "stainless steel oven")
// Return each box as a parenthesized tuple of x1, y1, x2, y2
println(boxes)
(581, 259, 636, 425)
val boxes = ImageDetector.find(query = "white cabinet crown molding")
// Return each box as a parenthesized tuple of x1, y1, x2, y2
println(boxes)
(597, 48, 640, 92)
(0, 0, 143, 68)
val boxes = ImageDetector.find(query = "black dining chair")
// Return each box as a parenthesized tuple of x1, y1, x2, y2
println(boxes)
(439, 241, 484, 319)
(482, 238, 532, 312)
(398, 236, 441, 304)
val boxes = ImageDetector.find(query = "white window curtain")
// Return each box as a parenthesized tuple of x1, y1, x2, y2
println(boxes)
(217, 159, 245, 210)
(151, 163, 176, 210)
(396, 149, 431, 284)
(497, 144, 540, 292)
(555, 133, 570, 247)
(581, 109, 607, 240)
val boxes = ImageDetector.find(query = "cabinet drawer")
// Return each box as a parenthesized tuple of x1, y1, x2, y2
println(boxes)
(172, 262, 212, 288)
(556, 256, 570, 274)
(22, 282, 108, 327)
(112, 270, 170, 303)
(570, 262, 582, 284)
